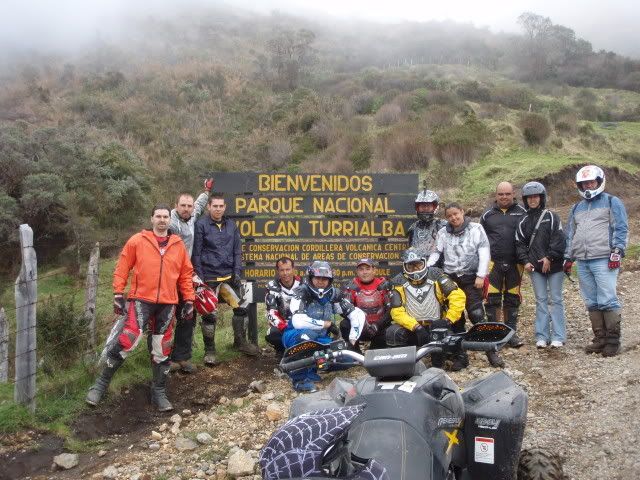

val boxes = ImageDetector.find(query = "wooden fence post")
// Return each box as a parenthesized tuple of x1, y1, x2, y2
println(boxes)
(14, 224, 37, 412)
(84, 242, 100, 351)
(0, 308, 7, 383)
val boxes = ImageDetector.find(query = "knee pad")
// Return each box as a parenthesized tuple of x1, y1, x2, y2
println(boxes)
(385, 325, 409, 347)
(469, 308, 485, 325)
(233, 307, 247, 317)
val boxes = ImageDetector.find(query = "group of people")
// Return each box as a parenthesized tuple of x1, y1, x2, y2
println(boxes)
(86, 164, 629, 405)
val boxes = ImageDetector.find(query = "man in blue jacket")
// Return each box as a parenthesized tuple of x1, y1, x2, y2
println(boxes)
(564, 165, 628, 357)
(193, 193, 260, 363)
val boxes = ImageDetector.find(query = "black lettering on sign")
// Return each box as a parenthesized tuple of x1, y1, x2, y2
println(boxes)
(209, 173, 417, 194)
(235, 218, 412, 239)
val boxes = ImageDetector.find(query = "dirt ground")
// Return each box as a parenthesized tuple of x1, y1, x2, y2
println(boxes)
(1, 178, 639, 480)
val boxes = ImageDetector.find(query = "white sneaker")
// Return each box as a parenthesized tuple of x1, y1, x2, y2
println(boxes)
(550, 341, 564, 348)
(536, 340, 548, 349)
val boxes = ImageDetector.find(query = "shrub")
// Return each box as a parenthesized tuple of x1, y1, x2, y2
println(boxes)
(456, 81, 491, 102)
(426, 90, 459, 107)
(518, 113, 552, 145)
(349, 141, 372, 170)
(267, 139, 292, 170)
(350, 92, 376, 115)
(375, 104, 402, 126)
(477, 102, 506, 120)
(423, 106, 455, 129)
(179, 81, 211, 104)
(577, 122, 595, 136)
(376, 128, 432, 171)
(299, 112, 319, 132)
(550, 137, 563, 148)
(408, 88, 429, 112)
(431, 116, 491, 165)
(68, 96, 115, 127)
(490, 85, 537, 110)
(37, 295, 86, 369)
(555, 114, 578, 135)
(309, 121, 333, 149)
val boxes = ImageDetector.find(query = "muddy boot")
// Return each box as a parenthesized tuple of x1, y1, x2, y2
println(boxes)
(486, 350, 505, 368)
(450, 352, 469, 372)
(484, 305, 499, 323)
(201, 316, 218, 366)
(86, 356, 124, 406)
(170, 360, 196, 374)
(585, 310, 606, 354)
(504, 308, 524, 348)
(602, 310, 622, 357)
(151, 362, 173, 412)
(232, 315, 260, 356)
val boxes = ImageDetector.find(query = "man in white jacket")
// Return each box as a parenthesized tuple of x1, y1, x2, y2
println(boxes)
(169, 179, 212, 373)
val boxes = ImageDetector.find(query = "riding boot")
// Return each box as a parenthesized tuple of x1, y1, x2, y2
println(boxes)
(585, 310, 606, 354)
(86, 355, 124, 406)
(450, 352, 469, 371)
(201, 315, 217, 365)
(602, 310, 622, 357)
(504, 308, 524, 348)
(484, 304, 499, 323)
(232, 315, 260, 356)
(486, 350, 505, 368)
(151, 362, 173, 412)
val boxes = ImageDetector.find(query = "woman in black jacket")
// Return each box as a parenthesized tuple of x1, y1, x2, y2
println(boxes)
(515, 182, 567, 348)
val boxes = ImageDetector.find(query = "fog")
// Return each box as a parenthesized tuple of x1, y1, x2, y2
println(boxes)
(1, 0, 639, 58)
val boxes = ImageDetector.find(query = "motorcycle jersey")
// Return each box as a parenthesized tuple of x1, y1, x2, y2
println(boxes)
(408, 218, 448, 257)
(265, 276, 301, 330)
(403, 281, 441, 324)
(344, 277, 389, 325)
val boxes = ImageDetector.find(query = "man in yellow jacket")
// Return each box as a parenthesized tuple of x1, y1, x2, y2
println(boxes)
(386, 248, 466, 368)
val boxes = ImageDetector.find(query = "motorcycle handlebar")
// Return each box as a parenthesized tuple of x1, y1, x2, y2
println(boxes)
(461, 340, 497, 352)
(279, 356, 317, 372)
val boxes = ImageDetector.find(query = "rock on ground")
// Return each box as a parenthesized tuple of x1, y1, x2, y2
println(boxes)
(53, 453, 79, 470)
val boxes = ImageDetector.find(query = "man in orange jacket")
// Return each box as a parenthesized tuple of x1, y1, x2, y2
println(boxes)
(86, 204, 195, 411)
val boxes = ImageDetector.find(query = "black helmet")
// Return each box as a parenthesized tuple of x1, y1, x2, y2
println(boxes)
(307, 260, 333, 299)
(402, 247, 428, 284)
(521, 181, 546, 209)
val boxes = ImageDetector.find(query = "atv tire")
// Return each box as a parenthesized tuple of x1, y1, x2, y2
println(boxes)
(517, 448, 565, 480)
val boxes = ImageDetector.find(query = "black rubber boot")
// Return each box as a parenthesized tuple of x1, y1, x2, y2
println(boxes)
(504, 308, 524, 348)
(486, 350, 505, 368)
(450, 352, 469, 372)
(602, 310, 621, 357)
(201, 317, 217, 365)
(86, 356, 124, 406)
(151, 362, 173, 412)
(585, 310, 607, 354)
(232, 315, 260, 356)
(484, 304, 499, 323)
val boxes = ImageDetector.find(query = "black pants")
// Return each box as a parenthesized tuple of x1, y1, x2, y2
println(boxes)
(385, 323, 444, 367)
(265, 326, 285, 355)
(486, 262, 522, 309)
(340, 318, 388, 351)
(448, 273, 485, 329)
(171, 298, 194, 362)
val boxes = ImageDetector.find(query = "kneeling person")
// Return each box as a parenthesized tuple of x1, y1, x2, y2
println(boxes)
(341, 258, 391, 352)
(283, 261, 365, 393)
(386, 248, 465, 368)
(265, 257, 301, 358)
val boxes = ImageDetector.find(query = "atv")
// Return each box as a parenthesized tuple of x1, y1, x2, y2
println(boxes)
(262, 323, 563, 480)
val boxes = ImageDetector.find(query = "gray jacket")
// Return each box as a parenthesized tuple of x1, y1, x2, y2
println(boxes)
(565, 193, 628, 260)
(169, 192, 208, 256)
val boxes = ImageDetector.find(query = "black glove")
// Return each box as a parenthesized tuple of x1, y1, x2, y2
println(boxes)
(230, 275, 242, 290)
(376, 280, 391, 291)
(113, 294, 125, 315)
(182, 301, 194, 321)
(327, 323, 340, 337)
(363, 322, 379, 338)
(414, 325, 430, 347)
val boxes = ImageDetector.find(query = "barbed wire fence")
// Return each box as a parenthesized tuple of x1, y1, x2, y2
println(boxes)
(0, 224, 123, 412)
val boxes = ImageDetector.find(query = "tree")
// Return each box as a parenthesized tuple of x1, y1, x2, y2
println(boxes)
(266, 28, 316, 90)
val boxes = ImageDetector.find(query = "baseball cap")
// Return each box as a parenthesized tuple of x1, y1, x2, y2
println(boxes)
(356, 258, 376, 267)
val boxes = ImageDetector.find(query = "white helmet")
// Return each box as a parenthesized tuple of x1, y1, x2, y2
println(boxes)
(415, 189, 440, 222)
(576, 165, 605, 200)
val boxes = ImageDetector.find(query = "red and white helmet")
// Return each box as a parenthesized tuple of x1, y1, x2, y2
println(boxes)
(576, 165, 605, 199)
(194, 286, 218, 315)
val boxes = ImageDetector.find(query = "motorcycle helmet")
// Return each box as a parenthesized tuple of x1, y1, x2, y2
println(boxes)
(521, 181, 546, 209)
(415, 189, 440, 222)
(194, 285, 218, 315)
(576, 165, 605, 200)
(402, 247, 428, 284)
(307, 260, 334, 299)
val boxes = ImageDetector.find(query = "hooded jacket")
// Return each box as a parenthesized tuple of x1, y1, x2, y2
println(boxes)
(515, 208, 566, 274)
(113, 230, 195, 304)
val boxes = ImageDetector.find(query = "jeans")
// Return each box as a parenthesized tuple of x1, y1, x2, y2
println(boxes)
(577, 258, 621, 311)
(529, 271, 566, 343)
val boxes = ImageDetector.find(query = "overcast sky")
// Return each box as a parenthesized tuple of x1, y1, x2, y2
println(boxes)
(2, 0, 639, 57)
